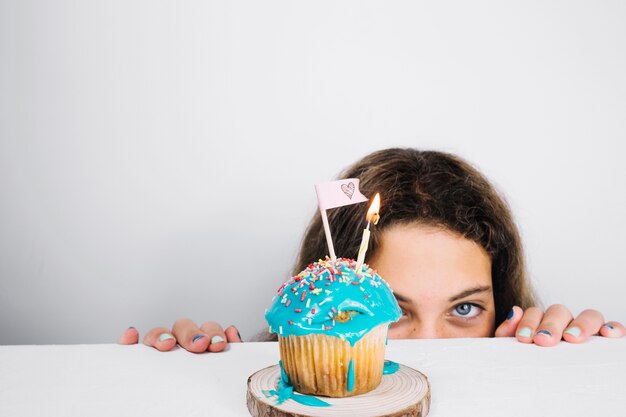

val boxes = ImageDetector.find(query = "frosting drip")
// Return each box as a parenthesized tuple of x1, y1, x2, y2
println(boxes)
(347, 359, 355, 392)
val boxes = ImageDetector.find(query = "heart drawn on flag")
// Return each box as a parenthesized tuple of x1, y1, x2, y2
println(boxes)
(341, 182, 355, 199)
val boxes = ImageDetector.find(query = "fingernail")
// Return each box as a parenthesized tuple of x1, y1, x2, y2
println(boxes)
(517, 327, 532, 338)
(127, 326, 136, 330)
(506, 309, 515, 320)
(603, 324, 615, 330)
(210, 335, 225, 344)
(235, 328, 243, 341)
(536, 329, 552, 338)
(564, 327, 581, 337)
(159, 333, 174, 342)
(192, 334, 205, 343)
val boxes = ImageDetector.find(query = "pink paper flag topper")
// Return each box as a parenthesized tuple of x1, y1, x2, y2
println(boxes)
(314, 179, 369, 260)
(314, 179, 368, 210)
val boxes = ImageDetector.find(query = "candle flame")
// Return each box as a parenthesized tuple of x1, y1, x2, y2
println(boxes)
(366, 193, 381, 224)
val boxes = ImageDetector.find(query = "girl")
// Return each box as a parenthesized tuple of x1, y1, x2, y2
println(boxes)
(119, 148, 624, 351)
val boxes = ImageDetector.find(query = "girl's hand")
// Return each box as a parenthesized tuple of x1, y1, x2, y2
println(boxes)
(117, 319, 243, 352)
(495, 305, 625, 346)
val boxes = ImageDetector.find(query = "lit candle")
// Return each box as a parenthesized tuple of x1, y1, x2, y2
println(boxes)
(355, 193, 381, 272)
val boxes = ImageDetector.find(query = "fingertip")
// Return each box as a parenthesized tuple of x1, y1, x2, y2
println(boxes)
(533, 329, 559, 347)
(563, 326, 585, 344)
(599, 322, 625, 338)
(510, 305, 523, 317)
(207, 335, 227, 352)
(143, 328, 177, 351)
(198, 321, 230, 352)
(494, 306, 523, 337)
(185, 334, 211, 353)
(515, 326, 534, 344)
(118, 327, 139, 345)
(154, 332, 177, 351)
(225, 325, 243, 343)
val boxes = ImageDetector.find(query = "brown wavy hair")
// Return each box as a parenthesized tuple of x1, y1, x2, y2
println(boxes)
(294, 148, 537, 328)
(255, 148, 537, 341)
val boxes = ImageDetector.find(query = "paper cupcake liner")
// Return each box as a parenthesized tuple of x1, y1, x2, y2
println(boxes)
(278, 323, 388, 397)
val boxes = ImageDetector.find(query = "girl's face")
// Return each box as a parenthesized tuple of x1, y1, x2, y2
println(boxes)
(369, 223, 496, 339)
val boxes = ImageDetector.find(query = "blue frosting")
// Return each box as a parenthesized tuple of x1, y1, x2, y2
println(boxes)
(347, 359, 355, 392)
(265, 258, 401, 346)
(263, 361, 331, 407)
(383, 360, 399, 375)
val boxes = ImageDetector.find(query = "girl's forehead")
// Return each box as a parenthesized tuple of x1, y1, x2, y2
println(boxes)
(370, 224, 492, 299)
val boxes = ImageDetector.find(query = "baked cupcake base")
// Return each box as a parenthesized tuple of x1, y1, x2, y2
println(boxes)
(278, 323, 388, 397)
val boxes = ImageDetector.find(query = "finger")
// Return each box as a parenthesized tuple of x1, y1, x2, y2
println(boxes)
(533, 304, 573, 347)
(599, 321, 626, 338)
(117, 327, 139, 345)
(225, 325, 243, 343)
(494, 306, 523, 337)
(515, 306, 544, 343)
(563, 309, 605, 343)
(199, 321, 228, 352)
(172, 318, 211, 353)
(143, 327, 177, 352)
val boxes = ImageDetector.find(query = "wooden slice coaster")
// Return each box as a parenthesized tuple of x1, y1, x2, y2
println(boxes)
(247, 363, 430, 417)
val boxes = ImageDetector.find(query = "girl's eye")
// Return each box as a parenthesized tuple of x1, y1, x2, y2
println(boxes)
(396, 307, 409, 321)
(451, 303, 482, 319)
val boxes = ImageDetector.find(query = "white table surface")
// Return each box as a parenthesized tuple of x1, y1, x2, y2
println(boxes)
(1, 337, 624, 417)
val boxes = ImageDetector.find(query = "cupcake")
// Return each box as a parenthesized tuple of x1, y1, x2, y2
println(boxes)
(265, 257, 401, 397)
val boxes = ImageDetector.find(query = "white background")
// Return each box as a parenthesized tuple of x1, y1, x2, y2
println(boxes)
(1, 1, 624, 344)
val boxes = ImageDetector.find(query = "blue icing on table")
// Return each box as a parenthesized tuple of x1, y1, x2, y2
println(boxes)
(265, 258, 402, 346)
(262, 361, 331, 407)
(291, 392, 332, 407)
(383, 360, 399, 375)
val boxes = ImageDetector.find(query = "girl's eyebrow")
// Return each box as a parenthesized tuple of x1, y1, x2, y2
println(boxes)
(448, 285, 492, 302)
(393, 292, 413, 304)
(393, 285, 492, 305)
